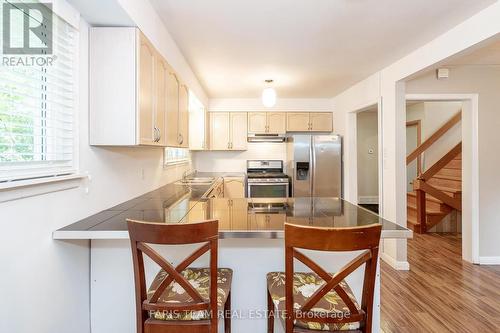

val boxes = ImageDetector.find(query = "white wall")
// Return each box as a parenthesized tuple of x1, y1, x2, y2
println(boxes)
(332, 2, 500, 266)
(406, 66, 500, 258)
(0, 18, 192, 333)
(356, 111, 379, 203)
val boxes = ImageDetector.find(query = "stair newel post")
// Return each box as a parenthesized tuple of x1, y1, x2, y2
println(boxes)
(416, 188, 427, 233)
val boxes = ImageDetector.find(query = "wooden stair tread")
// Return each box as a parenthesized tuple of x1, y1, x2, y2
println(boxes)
(407, 191, 442, 204)
(432, 185, 462, 194)
(407, 203, 447, 216)
(431, 174, 461, 181)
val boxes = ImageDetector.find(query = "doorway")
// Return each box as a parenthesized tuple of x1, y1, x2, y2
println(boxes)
(356, 106, 379, 213)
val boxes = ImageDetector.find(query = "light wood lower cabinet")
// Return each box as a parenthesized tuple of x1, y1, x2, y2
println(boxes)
(223, 177, 245, 198)
(209, 112, 248, 150)
(210, 198, 248, 230)
(250, 213, 286, 230)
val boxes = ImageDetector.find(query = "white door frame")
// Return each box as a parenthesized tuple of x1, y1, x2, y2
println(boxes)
(346, 99, 384, 215)
(406, 94, 479, 264)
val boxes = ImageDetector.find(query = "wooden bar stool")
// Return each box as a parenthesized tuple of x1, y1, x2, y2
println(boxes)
(267, 223, 382, 333)
(127, 219, 232, 333)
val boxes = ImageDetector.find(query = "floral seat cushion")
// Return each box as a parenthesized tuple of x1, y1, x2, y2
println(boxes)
(267, 271, 362, 331)
(147, 267, 232, 321)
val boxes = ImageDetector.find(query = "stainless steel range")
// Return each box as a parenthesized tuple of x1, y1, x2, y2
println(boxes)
(246, 160, 290, 198)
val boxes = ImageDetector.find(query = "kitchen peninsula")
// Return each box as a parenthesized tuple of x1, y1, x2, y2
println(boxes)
(54, 176, 411, 333)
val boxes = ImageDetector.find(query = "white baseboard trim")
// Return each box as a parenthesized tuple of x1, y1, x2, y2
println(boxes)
(479, 256, 500, 265)
(381, 253, 410, 271)
(358, 196, 379, 204)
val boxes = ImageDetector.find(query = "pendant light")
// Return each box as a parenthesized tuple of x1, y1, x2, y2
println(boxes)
(262, 79, 277, 108)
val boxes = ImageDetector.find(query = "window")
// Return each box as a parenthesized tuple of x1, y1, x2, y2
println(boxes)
(0, 2, 78, 183)
(164, 147, 190, 166)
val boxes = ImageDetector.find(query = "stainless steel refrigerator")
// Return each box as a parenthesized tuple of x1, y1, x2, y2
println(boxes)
(286, 135, 342, 197)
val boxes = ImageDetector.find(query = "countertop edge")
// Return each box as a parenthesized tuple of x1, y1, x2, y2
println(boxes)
(53, 229, 413, 240)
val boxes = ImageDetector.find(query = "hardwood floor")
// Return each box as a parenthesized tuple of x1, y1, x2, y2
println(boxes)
(381, 233, 500, 333)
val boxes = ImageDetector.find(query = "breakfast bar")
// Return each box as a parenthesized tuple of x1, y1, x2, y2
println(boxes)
(54, 179, 411, 333)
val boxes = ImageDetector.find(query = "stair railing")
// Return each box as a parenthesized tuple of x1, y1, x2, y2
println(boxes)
(406, 111, 462, 233)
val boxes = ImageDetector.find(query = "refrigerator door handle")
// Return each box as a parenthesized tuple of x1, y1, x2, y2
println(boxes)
(310, 137, 315, 196)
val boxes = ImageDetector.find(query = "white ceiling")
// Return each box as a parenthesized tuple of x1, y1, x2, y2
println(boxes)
(150, 0, 496, 98)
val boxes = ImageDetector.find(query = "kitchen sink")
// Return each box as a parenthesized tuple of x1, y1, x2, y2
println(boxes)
(176, 176, 216, 185)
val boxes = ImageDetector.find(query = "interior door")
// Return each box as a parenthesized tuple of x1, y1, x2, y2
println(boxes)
(310, 113, 333, 132)
(287, 113, 310, 132)
(178, 84, 189, 147)
(267, 112, 286, 134)
(166, 70, 179, 146)
(154, 55, 167, 146)
(312, 135, 342, 197)
(138, 33, 155, 145)
(248, 112, 267, 133)
(230, 112, 248, 150)
(210, 112, 230, 150)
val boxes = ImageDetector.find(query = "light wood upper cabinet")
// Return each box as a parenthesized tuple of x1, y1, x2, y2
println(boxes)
(138, 36, 155, 145)
(210, 112, 230, 150)
(286, 112, 333, 132)
(230, 112, 248, 150)
(165, 70, 179, 146)
(209, 112, 247, 150)
(178, 84, 189, 148)
(189, 99, 208, 151)
(90, 27, 190, 147)
(267, 112, 286, 133)
(286, 113, 310, 132)
(310, 112, 333, 132)
(248, 112, 267, 133)
(248, 112, 286, 134)
(223, 177, 245, 198)
(154, 56, 167, 146)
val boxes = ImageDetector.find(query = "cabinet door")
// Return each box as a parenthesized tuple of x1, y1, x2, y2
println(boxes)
(155, 55, 167, 146)
(310, 112, 333, 132)
(178, 84, 189, 147)
(286, 113, 310, 132)
(230, 199, 248, 230)
(166, 70, 179, 146)
(267, 112, 286, 134)
(230, 112, 248, 150)
(210, 199, 231, 229)
(189, 103, 207, 150)
(223, 177, 245, 198)
(210, 112, 230, 150)
(138, 33, 155, 145)
(248, 112, 267, 133)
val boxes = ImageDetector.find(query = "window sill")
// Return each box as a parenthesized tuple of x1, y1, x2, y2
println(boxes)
(0, 174, 88, 203)
(164, 160, 190, 168)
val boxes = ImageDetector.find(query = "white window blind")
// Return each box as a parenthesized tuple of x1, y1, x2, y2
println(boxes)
(164, 147, 190, 166)
(0, 1, 78, 182)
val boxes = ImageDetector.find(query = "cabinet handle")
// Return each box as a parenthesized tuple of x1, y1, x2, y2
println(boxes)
(230, 142, 233, 149)
(178, 133, 183, 145)
(153, 127, 158, 142)
(227, 142, 230, 149)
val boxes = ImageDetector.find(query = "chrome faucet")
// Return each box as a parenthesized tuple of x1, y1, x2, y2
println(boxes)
(182, 169, 196, 182)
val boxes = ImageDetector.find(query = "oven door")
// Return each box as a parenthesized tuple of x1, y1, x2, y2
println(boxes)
(247, 182, 289, 198)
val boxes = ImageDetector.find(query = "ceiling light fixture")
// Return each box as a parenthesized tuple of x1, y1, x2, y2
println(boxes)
(262, 79, 277, 108)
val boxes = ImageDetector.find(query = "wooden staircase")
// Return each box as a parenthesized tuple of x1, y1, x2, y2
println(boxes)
(406, 112, 462, 233)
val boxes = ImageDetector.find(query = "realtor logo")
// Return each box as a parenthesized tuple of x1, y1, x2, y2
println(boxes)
(2, 2, 53, 55)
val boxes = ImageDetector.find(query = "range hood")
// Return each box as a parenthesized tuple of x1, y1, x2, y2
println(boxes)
(247, 133, 286, 143)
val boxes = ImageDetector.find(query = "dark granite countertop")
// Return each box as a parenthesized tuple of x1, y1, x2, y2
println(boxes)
(53, 176, 411, 240)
